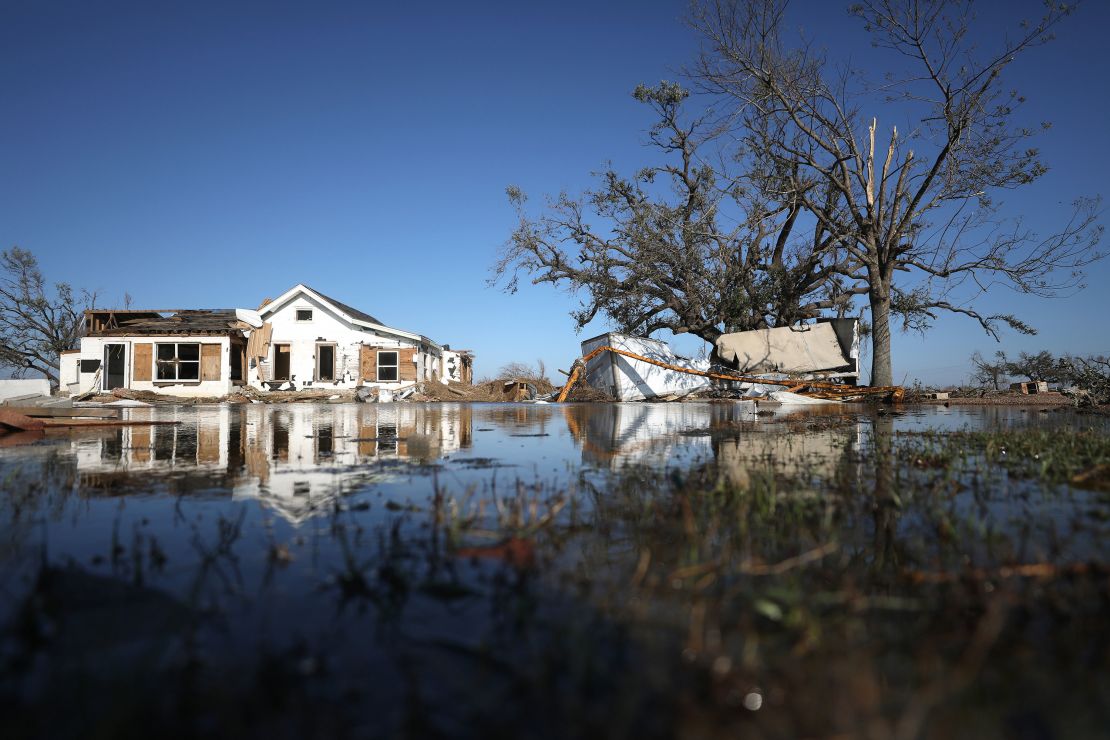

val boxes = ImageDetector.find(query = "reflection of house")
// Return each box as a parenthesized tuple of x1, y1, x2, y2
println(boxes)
(65, 404, 473, 524)
(241, 405, 473, 523)
(59, 284, 474, 398)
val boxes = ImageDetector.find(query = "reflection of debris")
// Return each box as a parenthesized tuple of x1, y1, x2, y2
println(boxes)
(455, 537, 536, 568)
(769, 391, 840, 405)
(0, 408, 180, 433)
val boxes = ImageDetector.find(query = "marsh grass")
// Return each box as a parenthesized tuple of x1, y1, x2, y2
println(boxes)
(1, 415, 1109, 738)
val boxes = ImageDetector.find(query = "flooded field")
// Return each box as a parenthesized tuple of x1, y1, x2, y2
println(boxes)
(1, 401, 1108, 739)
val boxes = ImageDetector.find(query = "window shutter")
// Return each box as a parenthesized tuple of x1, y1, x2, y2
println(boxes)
(360, 345, 380, 381)
(133, 343, 152, 381)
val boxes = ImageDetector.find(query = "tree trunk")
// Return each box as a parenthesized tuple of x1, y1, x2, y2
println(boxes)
(869, 288, 893, 387)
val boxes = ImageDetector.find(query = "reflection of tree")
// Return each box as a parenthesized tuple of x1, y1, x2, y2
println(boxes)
(867, 414, 899, 574)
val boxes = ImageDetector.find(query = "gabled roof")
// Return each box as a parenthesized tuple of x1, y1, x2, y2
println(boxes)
(305, 285, 383, 326)
(258, 284, 423, 341)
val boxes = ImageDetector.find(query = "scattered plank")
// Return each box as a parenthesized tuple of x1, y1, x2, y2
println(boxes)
(0, 410, 44, 431)
(1, 407, 120, 419)
(0, 409, 179, 432)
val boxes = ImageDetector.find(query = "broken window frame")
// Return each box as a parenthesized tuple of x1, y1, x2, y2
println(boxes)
(295, 308, 313, 322)
(377, 350, 399, 382)
(155, 342, 201, 382)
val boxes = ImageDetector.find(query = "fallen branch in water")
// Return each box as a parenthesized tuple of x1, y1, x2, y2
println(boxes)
(668, 542, 840, 583)
(905, 562, 1098, 584)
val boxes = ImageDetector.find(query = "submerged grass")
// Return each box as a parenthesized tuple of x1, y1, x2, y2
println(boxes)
(1, 411, 1109, 738)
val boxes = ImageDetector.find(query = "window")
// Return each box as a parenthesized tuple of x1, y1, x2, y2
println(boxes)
(156, 343, 200, 381)
(296, 309, 313, 322)
(377, 351, 399, 382)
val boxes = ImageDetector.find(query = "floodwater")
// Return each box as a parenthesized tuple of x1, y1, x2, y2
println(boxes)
(1, 402, 1108, 739)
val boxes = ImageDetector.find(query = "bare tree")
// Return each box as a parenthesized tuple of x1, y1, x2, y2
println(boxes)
(492, 81, 862, 344)
(969, 350, 1008, 390)
(0, 247, 95, 386)
(498, 360, 548, 383)
(692, 0, 1103, 385)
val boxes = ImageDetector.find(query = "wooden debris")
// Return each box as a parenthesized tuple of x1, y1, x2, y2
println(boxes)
(1, 407, 120, 419)
(0, 409, 180, 432)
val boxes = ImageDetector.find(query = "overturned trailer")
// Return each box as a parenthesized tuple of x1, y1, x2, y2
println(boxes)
(580, 333, 713, 401)
(577, 320, 860, 402)
(714, 318, 860, 394)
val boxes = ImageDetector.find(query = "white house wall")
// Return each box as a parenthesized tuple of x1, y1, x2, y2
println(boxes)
(442, 350, 464, 382)
(69, 335, 234, 398)
(252, 290, 432, 391)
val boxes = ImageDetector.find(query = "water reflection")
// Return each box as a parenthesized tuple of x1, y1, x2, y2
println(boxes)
(3, 402, 1108, 738)
(13, 401, 1099, 527)
(69, 404, 474, 524)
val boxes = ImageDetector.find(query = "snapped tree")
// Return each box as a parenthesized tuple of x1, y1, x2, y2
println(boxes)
(492, 82, 862, 344)
(692, 0, 1103, 385)
(0, 247, 95, 387)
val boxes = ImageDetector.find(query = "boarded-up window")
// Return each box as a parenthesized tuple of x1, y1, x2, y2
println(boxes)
(399, 348, 417, 381)
(201, 344, 221, 381)
(131, 426, 151, 463)
(133, 343, 152, 382)
(198, 425, 220, 463)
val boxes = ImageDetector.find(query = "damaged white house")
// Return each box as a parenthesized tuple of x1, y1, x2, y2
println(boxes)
(58, 284, 474, 398)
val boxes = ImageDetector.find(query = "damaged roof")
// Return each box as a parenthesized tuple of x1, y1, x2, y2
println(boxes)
(86, 309, 245, 336)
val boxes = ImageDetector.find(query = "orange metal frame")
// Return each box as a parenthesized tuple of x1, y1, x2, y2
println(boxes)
(555, 345, 904, 403)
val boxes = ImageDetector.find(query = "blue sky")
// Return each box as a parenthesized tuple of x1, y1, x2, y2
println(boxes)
(2, 0, 1107, 386)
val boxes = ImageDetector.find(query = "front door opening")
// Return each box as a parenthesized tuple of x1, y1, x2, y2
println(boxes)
(103, 344, 126, 390)
(230, 341, 246, 383)
(273, 344, 291, 381)
(317, 344, 335, 382)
